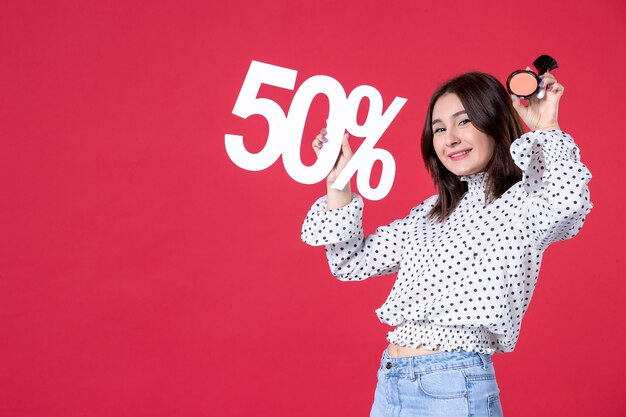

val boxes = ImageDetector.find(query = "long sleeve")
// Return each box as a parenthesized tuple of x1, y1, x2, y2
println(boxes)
(510, 130, 593, 252)
(301, 193, 428, 282)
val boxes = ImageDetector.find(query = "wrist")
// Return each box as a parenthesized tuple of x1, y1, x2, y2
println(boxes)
(534, 124, 560, 131)
(326, 184, 351, 196)
(326, 184, 352, 211)
(326, 178, 350, 191)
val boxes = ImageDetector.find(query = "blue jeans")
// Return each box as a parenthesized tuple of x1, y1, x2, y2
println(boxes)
(370, 348, 503, 417)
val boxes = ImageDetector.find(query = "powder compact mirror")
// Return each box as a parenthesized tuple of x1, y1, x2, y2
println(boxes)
(507, 70, 541, 99)
(506, 55, 558, 99)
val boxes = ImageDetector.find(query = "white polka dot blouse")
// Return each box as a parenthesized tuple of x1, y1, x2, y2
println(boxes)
(301, 130, 593, 354)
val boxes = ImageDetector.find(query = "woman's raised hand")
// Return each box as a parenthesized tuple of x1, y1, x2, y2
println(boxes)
(312, 123, 353, 185)
(312, 121, 353, 209)
(511, 68, 563, 131)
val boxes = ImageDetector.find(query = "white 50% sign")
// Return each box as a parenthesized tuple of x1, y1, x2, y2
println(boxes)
(225, 60, 407, 200)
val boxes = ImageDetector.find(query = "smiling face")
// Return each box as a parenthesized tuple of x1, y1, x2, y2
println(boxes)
(431, 93, 495, 176)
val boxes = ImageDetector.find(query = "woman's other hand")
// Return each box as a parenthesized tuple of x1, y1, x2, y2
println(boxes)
(312, 123, 353, 185)
(511, 68, 563, 131)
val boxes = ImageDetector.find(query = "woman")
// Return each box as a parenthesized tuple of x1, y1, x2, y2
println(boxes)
(301, 70, 592, 416)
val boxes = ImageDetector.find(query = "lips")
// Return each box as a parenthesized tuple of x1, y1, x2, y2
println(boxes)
(448, 149, 472, 160)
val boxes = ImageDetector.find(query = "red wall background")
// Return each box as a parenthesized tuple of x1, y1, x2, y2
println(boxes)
(1, 1, 624, 416)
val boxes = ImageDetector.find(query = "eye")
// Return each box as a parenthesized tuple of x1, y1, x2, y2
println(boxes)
(433, 127, 445, 134)
(459, 118, 472, 126)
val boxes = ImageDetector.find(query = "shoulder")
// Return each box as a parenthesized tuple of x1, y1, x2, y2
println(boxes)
(407, 194, 438, 220)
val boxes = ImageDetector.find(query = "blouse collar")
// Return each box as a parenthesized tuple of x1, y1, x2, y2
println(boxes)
(460, 172, 488, 196)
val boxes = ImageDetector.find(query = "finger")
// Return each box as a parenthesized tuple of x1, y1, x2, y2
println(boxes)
(542, 79, 564, 97)
(534, 76, 553, 101)
(313, 136, 324, 149)
(340, 133, 353, 158)
(510, 93, 525, 112)
(540, 75, 557, 88)
(312, 139, 321, 156)
(548, 82, 565, 95)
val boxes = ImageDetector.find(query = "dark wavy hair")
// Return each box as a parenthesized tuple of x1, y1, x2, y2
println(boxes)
(421, 72, 524, 222)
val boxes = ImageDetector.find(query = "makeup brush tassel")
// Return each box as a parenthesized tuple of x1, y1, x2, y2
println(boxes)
(533, 55, 558, 75)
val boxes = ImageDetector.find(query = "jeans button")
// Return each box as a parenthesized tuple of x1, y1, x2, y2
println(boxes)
(385, 362, 393, 369)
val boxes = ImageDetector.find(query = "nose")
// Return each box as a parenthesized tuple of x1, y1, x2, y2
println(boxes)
(444, 129, 461, 146)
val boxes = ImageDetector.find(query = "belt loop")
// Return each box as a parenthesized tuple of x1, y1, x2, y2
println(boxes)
(479, 353, 489, 369)
(381, 347, 388, 371)
(408, 357, 416, 381)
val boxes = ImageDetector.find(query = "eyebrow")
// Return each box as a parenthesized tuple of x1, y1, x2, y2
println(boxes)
(431, 110, 467, 127)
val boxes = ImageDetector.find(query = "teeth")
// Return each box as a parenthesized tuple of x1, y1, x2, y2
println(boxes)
(451, 150, 470, 157)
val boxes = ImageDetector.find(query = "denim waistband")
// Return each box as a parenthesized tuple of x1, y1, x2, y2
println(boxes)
(379, 348, 492, 375)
